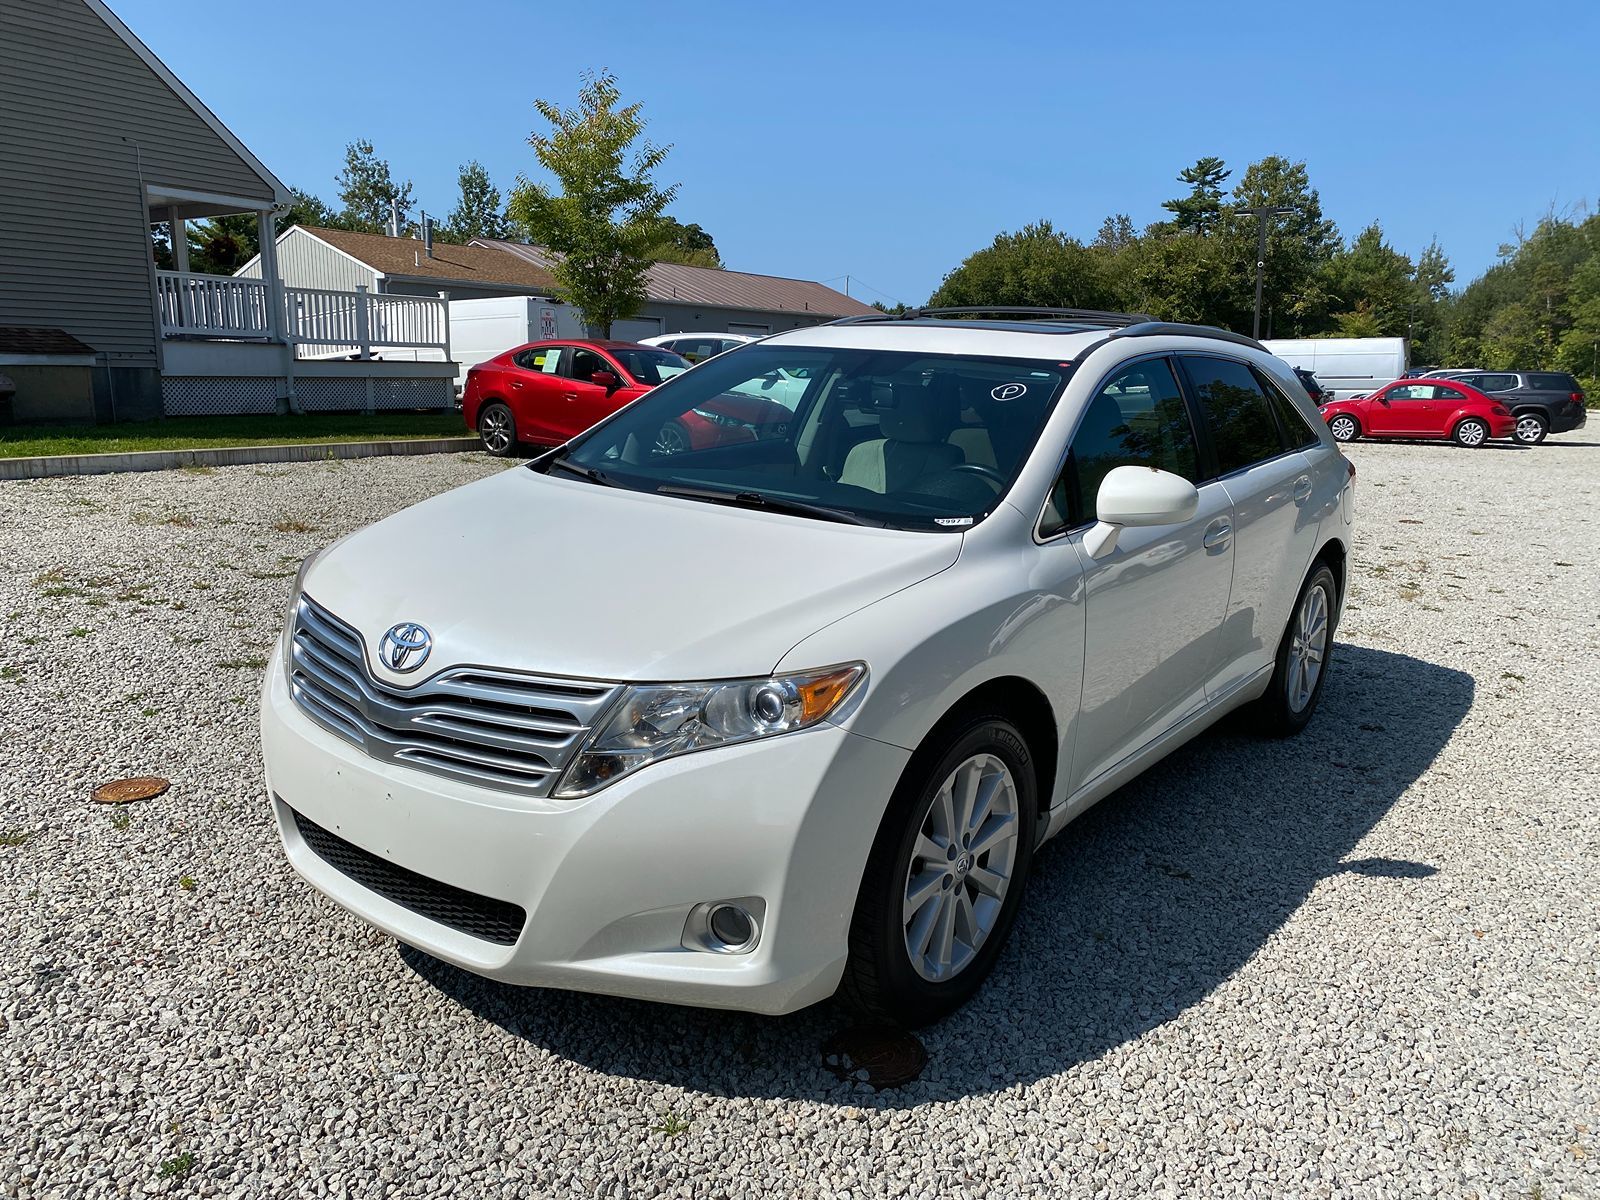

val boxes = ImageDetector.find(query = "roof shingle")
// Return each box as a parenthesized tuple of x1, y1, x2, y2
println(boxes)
(301, 227, 559, 292)
(474, 240, 877, 318)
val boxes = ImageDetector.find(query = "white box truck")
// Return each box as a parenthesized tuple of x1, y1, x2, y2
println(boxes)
(1261, 337, 1408, 401)
(447, 297, 586, 390)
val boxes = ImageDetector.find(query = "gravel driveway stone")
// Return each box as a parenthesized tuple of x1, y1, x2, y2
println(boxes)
(1, 441, 1596, 1197)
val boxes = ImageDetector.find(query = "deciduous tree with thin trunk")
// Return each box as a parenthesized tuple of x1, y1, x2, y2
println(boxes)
(507, 71, 677, 336)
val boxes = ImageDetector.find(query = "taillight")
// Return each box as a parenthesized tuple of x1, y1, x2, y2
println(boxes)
(1492, 404, 1511, 416)
(1573, 391, 1586, 405)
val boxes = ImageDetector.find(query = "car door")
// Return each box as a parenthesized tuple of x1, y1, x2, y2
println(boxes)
(507, 345, 570, 443)
(1044, 356, 1235, 792)
(1369, 383, 1439, 435)
(555, 347, 629, 440)
(1178, 355, 1323, 696)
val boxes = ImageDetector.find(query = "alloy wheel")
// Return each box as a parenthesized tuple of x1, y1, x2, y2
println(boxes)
(654, 422, 690, 456)
(1329, 415, 1357, 442)
(902, 753, 1020, 982)
(1515, 414, 1546, 444)
(1457, 420, 1487, 447)
(479, 408, 513, 454)
(1286, 583, 1330, 713)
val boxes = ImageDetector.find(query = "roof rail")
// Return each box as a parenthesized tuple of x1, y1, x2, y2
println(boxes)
(1107, 322, 1267, 351)
(827, 305, 1157, 329)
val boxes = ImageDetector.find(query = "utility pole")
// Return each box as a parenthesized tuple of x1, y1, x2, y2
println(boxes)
(1240, 205, 1294, 340)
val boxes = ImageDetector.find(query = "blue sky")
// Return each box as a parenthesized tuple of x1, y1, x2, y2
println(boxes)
(119, 0, 1597, 304)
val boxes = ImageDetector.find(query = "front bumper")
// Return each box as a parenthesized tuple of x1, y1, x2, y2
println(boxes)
(260, 646, 911, 1015)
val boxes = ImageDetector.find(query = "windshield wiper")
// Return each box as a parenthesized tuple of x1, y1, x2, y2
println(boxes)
(655, 484, 876, 526)
(544, 456, 614, 486)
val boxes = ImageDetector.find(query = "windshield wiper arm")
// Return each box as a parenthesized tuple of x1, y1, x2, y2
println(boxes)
(655, 484, 876, 526)
(544, 456, 614, 486)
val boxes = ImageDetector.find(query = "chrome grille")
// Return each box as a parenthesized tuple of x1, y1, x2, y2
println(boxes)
(288, 596, 621, 795)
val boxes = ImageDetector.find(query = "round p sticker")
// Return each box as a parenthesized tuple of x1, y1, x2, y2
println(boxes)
(991, 383, 1028, 401)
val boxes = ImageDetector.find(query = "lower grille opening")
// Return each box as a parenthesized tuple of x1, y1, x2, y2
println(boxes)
(290, 807, 526, 946)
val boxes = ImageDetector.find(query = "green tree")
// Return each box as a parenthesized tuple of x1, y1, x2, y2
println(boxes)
(507, 71, 678, 335)
(1221, 156, 1341, 336)
(336, 139, 414, 234)
(650, 217, 722, 268)
(1322, 222, 1416, 337)
(1161, 156, 1231, 235)
(442, 161, 508, 243)
(927, 220, 1116, 310)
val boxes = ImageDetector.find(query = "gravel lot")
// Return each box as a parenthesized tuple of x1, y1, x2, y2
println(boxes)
(2, 440, 1597, 1198)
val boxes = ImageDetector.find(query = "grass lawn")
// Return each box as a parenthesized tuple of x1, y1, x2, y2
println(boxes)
(0, 411, 469, 458)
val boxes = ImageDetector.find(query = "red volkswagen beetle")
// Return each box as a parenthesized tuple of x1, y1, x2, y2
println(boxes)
(1318, 379, 1516, 448)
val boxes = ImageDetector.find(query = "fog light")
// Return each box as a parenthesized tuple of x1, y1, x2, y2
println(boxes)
(708, 903, 756, 950)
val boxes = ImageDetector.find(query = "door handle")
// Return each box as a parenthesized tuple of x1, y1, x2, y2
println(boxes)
(510, 380, 524, 389)
(1203, 520, 1232, 550)
(1292, 475, 1313, 502)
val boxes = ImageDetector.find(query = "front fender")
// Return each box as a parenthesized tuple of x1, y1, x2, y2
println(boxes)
(777, 505, 1086, 808)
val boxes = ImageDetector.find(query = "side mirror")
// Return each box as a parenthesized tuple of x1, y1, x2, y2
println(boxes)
(1083, 465, 1200, 559)
(590, 369, 621, 392)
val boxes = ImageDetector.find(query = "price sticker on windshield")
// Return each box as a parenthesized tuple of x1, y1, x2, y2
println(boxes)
(991, 383, 1028, 401)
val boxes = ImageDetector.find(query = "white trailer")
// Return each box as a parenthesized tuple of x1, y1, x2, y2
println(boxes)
(1261, 337, 1408, 401)
(446, 297, 586, 389)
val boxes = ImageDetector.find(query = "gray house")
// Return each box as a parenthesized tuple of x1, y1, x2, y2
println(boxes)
(0, 0, 455, 421)
(237, 225, 563, 303)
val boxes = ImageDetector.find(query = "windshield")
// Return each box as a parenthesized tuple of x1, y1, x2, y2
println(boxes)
(612, 347, 690, 386)
(552, 345, 1072, 530)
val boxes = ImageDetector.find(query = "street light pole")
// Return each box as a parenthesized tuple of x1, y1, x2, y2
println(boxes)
(1240, 204, 1294, 340)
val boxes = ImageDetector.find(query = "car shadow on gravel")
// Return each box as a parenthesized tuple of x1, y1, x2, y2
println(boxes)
(401, 643, 1473, 1105)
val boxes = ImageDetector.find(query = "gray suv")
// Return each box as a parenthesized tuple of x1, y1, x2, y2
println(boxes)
(1426, 370, 1588, 445)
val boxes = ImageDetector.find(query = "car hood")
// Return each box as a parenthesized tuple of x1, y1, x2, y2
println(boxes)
(301, 466, 961, 684)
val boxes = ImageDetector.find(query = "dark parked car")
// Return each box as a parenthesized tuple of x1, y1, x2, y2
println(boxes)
(1293, 367, 1328, 404)
(1425, 370, 1587, 445)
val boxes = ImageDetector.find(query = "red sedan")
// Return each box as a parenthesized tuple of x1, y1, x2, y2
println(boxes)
(463, 339, 692, 456)
(1319, 379, 1516, 448)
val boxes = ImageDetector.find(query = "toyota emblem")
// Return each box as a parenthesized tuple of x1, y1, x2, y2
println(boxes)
(378, 622, 432, 673)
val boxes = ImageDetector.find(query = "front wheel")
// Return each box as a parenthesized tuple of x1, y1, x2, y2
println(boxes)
(653, 419, 691, 456)
(840, 715, 1038, 1027)
(1453, 418, 1489, 448)
(477, 402, 517, 457)
(1328, 414, 1359, 443)
(1513, 412, 1549, 445)
(1254, 562, 1338, 737)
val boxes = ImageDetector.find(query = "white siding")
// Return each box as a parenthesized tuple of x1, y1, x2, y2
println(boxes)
(239, 228, 378, 293)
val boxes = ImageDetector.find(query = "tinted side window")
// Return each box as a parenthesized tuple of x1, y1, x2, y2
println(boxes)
(1043, 358, 1200, 535)
(1254, 367, 1321, 449)
(1475, 373, 1518, 391)
(1183, 356, 1285, 474)
(1529, 373, 1576, 391)
(567, 348, 606, 380)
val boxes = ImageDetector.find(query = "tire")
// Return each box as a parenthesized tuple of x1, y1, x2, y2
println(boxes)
(653, 419, 691, 456)
(839, 714, 1038, 1028)
(1513, 411, 1548, 445)
(1452, 418, 1489, 448)
(1254, 562, 1338, 737)
(477, 402, 517, 457)
(1327, 414, 1359, 443)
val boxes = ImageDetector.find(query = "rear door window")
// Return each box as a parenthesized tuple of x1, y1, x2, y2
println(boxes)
(1475, 373, 1518, 391)
(1254, 367, 1321, 449)
(1181, 356, 1287, 476)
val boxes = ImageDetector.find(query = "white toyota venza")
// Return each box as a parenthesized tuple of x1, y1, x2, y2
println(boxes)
(262, 309, 1355, 1026)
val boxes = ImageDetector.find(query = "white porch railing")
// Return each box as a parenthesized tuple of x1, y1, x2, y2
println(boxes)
(157, 272, 450, 360)
(157, 271, 272, 337)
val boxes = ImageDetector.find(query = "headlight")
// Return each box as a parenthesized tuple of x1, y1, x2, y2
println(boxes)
(554, 663, 866, 798)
